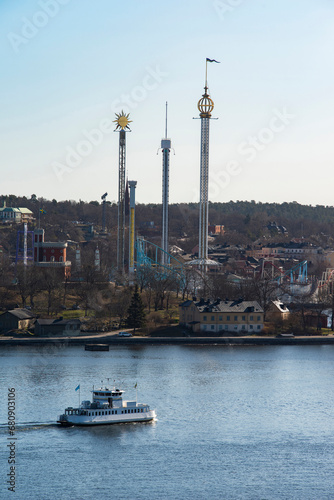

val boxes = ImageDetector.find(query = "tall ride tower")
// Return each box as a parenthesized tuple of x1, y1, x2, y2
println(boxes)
(114, 111, 132, 275)
(128, 180, 137, 281)
(197, 59, 218, 269)
(161, 102, 171, 266)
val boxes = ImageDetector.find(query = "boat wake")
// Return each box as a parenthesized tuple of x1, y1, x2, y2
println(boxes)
(0, 421, 57, 432)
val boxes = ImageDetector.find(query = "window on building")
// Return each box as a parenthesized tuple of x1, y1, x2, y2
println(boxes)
(257, 325, 261, 329)
(211, 325, 214, 330)
(227, 316, 230, 321)
(203, 316, 207, 321)
(250, 325, 253, 329)
(50, 256, 55, 262)
(250, 315, 253, 321)
(211, 316, 214, 321)
(219, 316, 222, 321)
(257, 316, 261, 321)
(203, 325, 206, 330)
(234, 316, 238, 321)
(242, 316, 246, 321)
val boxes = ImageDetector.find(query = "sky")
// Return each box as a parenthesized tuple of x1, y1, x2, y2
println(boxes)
(1, 0, 334, 206)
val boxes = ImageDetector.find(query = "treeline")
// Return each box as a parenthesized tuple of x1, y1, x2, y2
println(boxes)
(2, 195, 334, 249)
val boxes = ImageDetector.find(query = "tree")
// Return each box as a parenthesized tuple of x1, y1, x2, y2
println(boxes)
(127, 285, 146, 333)
(110, 286, 132, 328)
(248, 275, 279, 320)
(39, 268, 64, 315)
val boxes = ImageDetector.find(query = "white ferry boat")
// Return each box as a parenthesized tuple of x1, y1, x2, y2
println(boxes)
(57, 385, 156, 426)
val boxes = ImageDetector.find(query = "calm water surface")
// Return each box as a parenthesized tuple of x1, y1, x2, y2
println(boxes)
(1, 344, 334, 499)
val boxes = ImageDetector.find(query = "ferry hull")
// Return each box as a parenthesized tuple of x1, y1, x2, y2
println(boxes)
(57, 411, 156, 427)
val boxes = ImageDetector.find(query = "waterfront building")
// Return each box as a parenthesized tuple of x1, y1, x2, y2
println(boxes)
(0, 308, 36, 332)
(179, 298, 264, 333)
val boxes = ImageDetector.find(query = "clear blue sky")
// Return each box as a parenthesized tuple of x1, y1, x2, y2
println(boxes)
(1, 0, 333, 206)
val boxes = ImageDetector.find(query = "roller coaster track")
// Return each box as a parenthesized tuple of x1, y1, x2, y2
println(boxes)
(135, 237, 185, 285)
(318, 268, 334, 289)
(261, 259, 308, 284)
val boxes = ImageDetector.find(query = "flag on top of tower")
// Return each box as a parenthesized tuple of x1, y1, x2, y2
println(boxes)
(206, 58, 220, 63)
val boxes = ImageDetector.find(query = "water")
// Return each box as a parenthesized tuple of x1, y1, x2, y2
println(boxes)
(1, 344, 334, 499)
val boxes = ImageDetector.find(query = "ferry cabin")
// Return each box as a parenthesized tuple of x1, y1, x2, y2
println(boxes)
(64, 406, 151, 418)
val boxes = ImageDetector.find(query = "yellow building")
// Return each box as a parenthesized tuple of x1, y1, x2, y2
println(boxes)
(179, 298, 264, 334)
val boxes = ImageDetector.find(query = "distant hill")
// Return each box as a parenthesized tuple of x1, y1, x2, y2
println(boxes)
(1, 196, 334, 250)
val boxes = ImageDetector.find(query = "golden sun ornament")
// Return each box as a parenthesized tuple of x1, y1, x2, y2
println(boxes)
(114, 111, 132, 131)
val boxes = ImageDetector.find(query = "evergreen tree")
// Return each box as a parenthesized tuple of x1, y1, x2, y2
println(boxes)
(127, 285, 146, 333)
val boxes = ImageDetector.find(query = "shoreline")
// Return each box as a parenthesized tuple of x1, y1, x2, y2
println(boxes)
(1, 334, 334, 347)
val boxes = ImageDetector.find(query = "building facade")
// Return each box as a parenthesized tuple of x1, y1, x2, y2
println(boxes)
(35, 318, 81, 336)
(0, 203, 33, 223)
(34, 229, 71, 277)
(0, 309, 36, 332)
(179, 298, 264, 334)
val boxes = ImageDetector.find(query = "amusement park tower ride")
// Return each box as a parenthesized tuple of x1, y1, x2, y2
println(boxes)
(197, 59, 219, 270)
(160, 102, 171, 265)
(114, 111, 132, 275)
(128, 180, 137, 279)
